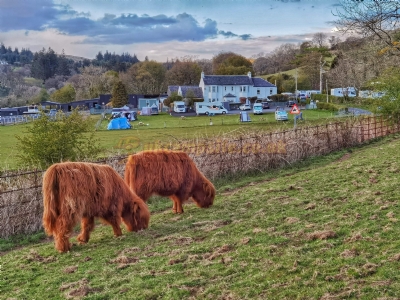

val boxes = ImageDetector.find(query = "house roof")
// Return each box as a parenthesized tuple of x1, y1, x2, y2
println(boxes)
(167, 86, 179, 96)
(203, 75, 252, 85)
(203, 75, 276, 87)
(252, 77, 276, 87)
(180, 86, 203, 98)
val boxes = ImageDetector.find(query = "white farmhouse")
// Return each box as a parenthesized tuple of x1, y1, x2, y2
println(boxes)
(199, 71, 277, 103)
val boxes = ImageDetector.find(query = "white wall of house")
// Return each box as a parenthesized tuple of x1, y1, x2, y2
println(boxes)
(199, 72, 277, 103)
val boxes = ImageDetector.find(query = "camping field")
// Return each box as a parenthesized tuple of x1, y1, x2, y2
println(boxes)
(0, 109, 335, 170)
(1, 134, 400, 299)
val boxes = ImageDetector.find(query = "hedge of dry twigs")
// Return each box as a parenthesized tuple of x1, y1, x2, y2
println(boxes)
(0, 116, 398, 238)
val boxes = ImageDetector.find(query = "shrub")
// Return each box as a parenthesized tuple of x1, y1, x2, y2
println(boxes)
(15, 109, 103, 169)
(268, 94, 289, 102)
(316, 101, 340, 111)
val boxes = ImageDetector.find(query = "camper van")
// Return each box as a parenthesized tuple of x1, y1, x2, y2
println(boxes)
(253, 103, 263, 115)
(173, 101, 186, 113)
(195, 102, 228, 115)
(330, 87, 357, 97)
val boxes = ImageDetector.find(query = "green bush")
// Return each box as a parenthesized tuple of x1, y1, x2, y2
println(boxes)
(15, 109, 102, 169)
(268, 94, 290, 102)
(316, 101, 340, 111)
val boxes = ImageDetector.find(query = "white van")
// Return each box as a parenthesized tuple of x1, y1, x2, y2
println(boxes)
(195, 103, 228, 115)
(253, 103, 263, 115)
(173, 101, 186, 113)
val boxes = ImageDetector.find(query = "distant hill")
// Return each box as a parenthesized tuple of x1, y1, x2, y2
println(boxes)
(65, 55, 90, 62)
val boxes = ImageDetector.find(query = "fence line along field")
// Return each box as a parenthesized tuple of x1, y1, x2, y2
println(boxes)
(0, 115, 397, 239)
(1, 121, 400, 298)
(0, 110, 335, 170)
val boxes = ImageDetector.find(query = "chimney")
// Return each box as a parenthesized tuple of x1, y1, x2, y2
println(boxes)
(247, 71, 252, 78)
(201, 71, 205, 78)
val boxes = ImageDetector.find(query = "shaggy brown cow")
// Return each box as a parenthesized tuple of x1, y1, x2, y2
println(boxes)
(124, 150, 215, 214)
(42, 162, 150, 253)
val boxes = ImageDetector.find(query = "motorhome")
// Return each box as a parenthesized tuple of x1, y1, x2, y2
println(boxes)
(253, 103, 263, 115)
(195, 102, 228, 115)
(173, 101, 186, 113)
(330, 87, 357, 97)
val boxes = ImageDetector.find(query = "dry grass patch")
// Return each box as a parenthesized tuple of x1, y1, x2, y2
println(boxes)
(308, 230, 336, 240)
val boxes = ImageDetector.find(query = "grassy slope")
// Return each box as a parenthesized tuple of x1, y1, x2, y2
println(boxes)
(0, 110, 335, 169)
(1, 135, 400, 299)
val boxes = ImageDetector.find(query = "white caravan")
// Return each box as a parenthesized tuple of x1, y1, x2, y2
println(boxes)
(330, 87, 357, 97)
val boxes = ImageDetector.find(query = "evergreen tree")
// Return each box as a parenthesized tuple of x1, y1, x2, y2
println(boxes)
(56, 49, 71, 76)
(111, 80, 128, 107)
(31, 47, 59, 81)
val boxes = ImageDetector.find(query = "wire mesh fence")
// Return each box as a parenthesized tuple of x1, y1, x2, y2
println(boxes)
(0, 115, 398, 238)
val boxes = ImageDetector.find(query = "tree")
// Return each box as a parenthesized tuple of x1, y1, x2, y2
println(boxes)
(212, 52, 253, 75)
(15, 109, 102, 168)
(30, 47, 59, 82)
(165, 58, 202, 86)
(31, 88, 50, 103)
(121, 61, 166, 95)
(68, 66, 116, 100)
(163, 92, 182, 107)
(111, 80, 128, 107)
(312, 32, 328, 48)
(56, 49, 71, 76)
(50, 84, 76, 103)
(371, 67, 400, 121)
(334, 0, 400, 53)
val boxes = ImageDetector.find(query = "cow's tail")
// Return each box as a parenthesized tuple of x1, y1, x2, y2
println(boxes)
(124, 155, 137, 190)
(42, 165, 60, 236)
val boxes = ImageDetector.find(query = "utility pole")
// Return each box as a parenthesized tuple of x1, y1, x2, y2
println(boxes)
(326, 79, 328, 103)
(320, 56, 326, 94)
(295, 68, 298, 95)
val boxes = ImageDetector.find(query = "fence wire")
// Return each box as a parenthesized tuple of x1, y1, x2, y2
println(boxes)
(0, 116, 398, 238)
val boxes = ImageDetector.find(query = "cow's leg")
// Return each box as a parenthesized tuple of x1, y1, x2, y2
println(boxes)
(77, 216, 95, 244)
(170, 195, 185, 214)
(102, 213, 123, 237)
(54, 217, 73, 253)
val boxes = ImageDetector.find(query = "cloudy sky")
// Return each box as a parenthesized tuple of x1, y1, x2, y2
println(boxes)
(0, 0, 343, 61)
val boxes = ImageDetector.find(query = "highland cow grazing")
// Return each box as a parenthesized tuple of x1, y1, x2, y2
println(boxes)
(42, 162, 150, 253)
(124, 150, 215, 214)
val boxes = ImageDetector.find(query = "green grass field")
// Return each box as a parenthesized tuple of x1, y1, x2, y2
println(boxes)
(1, 134, 400, 299)
(0, 109, 336, 170)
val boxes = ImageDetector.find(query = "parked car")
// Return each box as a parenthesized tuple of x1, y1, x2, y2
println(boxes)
(261, 102, 270, 109)
(286, 101, 296, 107)
(253, 103, 263, 115)
(239, 104, 251, 111)
(275, 106, 288, 121)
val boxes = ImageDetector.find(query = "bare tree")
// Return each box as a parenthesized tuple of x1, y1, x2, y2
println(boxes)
(328, 36, 342, 49)
(334, 0, 400, 52)
(312, 32, 328, 48)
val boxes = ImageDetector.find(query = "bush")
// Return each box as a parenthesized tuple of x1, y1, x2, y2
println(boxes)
(268, 94, 290, 102)
(316, 101, 340, 112)
(15, 109, 103, 169)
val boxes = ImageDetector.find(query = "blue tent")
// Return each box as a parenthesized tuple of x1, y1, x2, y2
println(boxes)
(107, 117, 132, 130)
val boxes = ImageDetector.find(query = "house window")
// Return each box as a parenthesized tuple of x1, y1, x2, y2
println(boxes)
(243, 86, 246, 92)
(212, 86, 215, 92)
(257, 89, 260, 95)
(231, 86, 233, 91)
(225, 86, 226, 91)
(240, 86, 242, 92)
(209, 87, 211, 92)
(270, 89, 273, 95)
